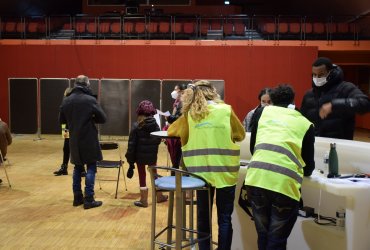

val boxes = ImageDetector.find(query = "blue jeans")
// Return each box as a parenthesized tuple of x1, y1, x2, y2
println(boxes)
(197, 185, 236, 250)
(247, 186, 299, 250)
(72, 162, 97, 197)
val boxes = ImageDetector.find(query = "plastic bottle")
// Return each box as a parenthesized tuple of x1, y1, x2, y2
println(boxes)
(323, 151, 329, 175)
(336, 207, 345, 227)
(328, 143, 339, 178)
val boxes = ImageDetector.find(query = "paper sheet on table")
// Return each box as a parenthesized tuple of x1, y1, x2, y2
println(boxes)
(157, 110, 171, 117)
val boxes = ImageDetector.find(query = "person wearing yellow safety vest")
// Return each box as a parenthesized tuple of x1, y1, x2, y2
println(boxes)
(168, 80, 245, 250)
(245, 84, 315, 250)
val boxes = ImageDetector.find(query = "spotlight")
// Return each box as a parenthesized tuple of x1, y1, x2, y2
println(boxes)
(224, 1, 230, 5)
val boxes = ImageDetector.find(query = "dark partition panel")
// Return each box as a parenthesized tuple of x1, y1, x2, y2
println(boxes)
(100, 79, 130, 136)
(130, 79, 161, 129)
(194, 79, 225, 100)
(40, 78, 70, 134)
(70, 78, 99, 99)
(8, 78, 38, 134)
(161, 79, 191, 128)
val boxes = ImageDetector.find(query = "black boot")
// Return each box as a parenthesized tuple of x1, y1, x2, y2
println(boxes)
(53, 164, 68, 176)
(73, 192, 84, 206)
(84, 196, 103, 209)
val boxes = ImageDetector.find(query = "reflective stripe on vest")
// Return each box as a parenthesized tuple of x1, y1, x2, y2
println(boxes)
(182, 148, 240, 157)
(186, 165, 240, 173)
(248, 161, 303, 184)
(254, 143, 303, 170)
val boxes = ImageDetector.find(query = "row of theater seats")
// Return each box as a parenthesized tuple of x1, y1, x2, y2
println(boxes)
(259, 22, 357, 40)
(0, 18, 359, 40)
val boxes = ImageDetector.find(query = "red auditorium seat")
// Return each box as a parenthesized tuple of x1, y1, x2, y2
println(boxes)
(99, 22, 110, 34)
(223, 22, 233, 36)
(172, 22, 182, 34)
(278, 22, 288, 34)
(327, 23, 337, 34)
(303, 23, 313, 34)
(159, 21, 170, 33)
(135, 22, 146, 34)
(337, 22, 349, 33)
(234, 22, 245, 35)
(148, 22, 158, 33)
(261, 23, 276, 34)
(124, 22, 134, 34)
(27, 22, 38, 33)
(5, 22, 16, 32)
(110, 22, 121, 34)
(200, 22, 209, 36)
(211, 21, 222, 30)
(289, 23, 301, 34)
(313, 22, 325, 34)
(183, 22, 195, 34)
(63, 23, 72, 30)
(16, 22, 25, 33)
(87, 23, 97, 35)
(75, 22, 87, 33)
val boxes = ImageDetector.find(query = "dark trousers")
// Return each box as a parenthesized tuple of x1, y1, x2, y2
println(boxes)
(73, 162, 97, 197)
(197, 185, 236, 250)
(247, 186, 299, 250)
(62, 138, 70, 165)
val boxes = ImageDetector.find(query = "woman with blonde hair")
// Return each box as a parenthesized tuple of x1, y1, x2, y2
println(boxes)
(168, 80, 245, 250)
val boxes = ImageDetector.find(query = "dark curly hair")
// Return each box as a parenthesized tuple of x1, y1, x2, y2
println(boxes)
(269, 84, 295, 107)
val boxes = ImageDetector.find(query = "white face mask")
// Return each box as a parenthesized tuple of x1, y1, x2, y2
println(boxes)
(313, 76, 327, 87)
(171, 90, 179, 100)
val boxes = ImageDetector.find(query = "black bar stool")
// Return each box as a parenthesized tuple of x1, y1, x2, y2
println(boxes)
(148, 166, 213, 250)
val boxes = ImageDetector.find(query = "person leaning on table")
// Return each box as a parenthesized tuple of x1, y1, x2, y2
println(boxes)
(245, 84, 315, 250)
(168, 80, 245, 250)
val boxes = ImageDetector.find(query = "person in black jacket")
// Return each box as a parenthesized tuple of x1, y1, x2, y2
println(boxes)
(163, 83, 187, 169)
(125, 100, 168, 208)
(59, 75, 107, 209)
(301, 57, 369, 140)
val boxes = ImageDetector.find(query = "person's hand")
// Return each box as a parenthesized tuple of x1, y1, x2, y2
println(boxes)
(319, 102, 332, 119)
(127, 164, 135, 179)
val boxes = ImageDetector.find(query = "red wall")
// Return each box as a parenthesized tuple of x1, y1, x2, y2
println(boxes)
(0, 41, 317, 126)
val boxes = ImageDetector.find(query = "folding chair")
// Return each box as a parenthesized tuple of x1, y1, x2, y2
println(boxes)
(0, 151, 11, 188)
(96, 142, 127, 198)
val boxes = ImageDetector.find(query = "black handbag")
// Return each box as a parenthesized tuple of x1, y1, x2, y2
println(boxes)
(238, 184, 254, 220)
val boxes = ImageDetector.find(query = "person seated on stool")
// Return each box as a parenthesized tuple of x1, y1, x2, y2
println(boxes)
(125, 100, 168, 208)
(168, 80, 245, 250)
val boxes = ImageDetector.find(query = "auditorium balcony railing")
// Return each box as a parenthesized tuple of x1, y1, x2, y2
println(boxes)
(0, 14, 369, 41)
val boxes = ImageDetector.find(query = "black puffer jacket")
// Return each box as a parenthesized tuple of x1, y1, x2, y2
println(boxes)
(300, 66, 369, 140)
(125, 117, 161, 165)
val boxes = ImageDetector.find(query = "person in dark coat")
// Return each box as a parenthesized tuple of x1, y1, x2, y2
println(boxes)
(125, 100, 168, 208)
(301, 57, 370, 140)
(163, 83, 187, 169)
(59, 75, 107, 209)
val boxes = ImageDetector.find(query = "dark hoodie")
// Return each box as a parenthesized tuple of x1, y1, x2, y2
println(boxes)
(300, 66, 369, 140)
(125, 117, 161, 165)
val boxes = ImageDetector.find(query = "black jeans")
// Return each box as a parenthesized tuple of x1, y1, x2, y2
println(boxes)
(247, 186, 299, 250)
(197, 185, 236, 250)
(62, 138, 70, 165)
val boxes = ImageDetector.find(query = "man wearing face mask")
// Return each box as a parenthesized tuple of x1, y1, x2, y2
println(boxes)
(301, 57, 369, 140)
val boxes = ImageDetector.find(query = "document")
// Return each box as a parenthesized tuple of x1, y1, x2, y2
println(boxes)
(156, 110, 171, 117)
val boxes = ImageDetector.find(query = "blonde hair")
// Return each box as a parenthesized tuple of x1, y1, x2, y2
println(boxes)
(181, 80, 221, 122)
